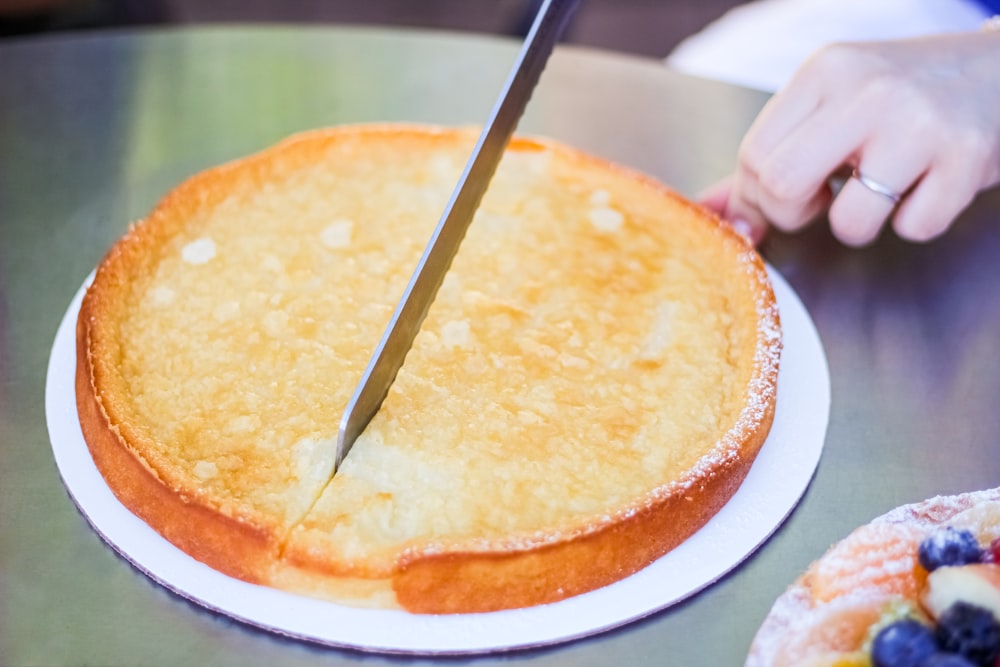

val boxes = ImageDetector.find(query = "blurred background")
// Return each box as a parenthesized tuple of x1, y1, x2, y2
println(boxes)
(0, 0, 743, 58)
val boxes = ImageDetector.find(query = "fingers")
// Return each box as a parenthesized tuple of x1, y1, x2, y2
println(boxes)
(698, 176, 769, 244)
(746, 102, 866, 231)
(890, 124, 998, 241)
(827, 129, 933, 245)
(828, 173, 904, 246)
(726, 48, 956, 246)
(725, 101, 860, 240)
(892, 158, 983, 243)
(710, 35, 1000, 247)
(697, 177, 733, 216)
(827, 106, 990, 245)
(724, 60, 861, 237)
(740, 47, 832, 162)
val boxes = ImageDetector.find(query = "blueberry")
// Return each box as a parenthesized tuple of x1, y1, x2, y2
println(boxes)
(918, 528, 983, 571)
(872, 619, 939, 667)
(918, 653, 978, 667)
(935, 602, 1000, 666)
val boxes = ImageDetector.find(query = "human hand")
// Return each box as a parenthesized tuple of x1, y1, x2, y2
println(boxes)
(704, 30, 1000, 246)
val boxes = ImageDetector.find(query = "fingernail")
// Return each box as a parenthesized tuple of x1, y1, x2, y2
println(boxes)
(731, 218, 754, 240)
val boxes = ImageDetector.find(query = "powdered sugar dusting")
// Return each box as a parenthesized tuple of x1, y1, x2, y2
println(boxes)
(709, 249, 782, 472)
(644, 250, 781, 499)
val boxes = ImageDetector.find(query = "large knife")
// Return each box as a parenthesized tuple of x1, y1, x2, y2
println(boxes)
(334, 0, 580, 472)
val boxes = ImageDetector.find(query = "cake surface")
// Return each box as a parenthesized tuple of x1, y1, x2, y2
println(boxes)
(75, 124, 781, 613)
(746, 487, 1000, 667)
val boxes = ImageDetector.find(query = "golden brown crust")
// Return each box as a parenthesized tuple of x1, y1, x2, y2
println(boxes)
(393, 411, 773, 613)
(76, 299, 277, 584)
(76, 124, 780, 614)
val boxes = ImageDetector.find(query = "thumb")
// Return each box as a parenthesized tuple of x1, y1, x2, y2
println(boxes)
(697, 176, 733, 216)
(698, 176, 768, 245)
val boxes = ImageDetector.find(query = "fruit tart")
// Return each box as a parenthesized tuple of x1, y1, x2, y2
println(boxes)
(746, 487, 1000, 667)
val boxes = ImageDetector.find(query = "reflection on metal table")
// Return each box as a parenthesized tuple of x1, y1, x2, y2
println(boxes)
(2, 24, 999, 667)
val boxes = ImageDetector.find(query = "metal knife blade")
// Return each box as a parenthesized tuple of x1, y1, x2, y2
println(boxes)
(334, 0, 580, 472)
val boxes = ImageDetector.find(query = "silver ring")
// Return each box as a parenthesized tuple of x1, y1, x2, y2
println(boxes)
(851, 168, 902, 204)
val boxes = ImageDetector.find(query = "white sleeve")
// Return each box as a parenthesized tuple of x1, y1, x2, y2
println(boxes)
(665, 0, 992, 92)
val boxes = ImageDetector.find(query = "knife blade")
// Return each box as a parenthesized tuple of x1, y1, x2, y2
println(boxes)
(334, 0, 580, 472)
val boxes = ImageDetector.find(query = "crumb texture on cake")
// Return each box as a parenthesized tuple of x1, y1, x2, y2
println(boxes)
(76, 124, 781, 613)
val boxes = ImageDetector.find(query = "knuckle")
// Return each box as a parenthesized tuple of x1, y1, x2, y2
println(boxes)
(736, 139, 766, 177)
(950, 127, 995, 181)
(755, 158, 802, 202)
(806, 42, 873, 81)
(858, 73, 924, 122)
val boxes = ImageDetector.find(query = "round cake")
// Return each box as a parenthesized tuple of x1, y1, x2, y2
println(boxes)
(747, 487, 1000, 666)
(75, 124, 781, 613)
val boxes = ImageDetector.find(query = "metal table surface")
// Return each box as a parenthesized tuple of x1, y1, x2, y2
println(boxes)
(2, 24, 999, 667)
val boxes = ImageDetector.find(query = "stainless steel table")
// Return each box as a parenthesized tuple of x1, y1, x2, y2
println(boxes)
(2, 24, 998, 667)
